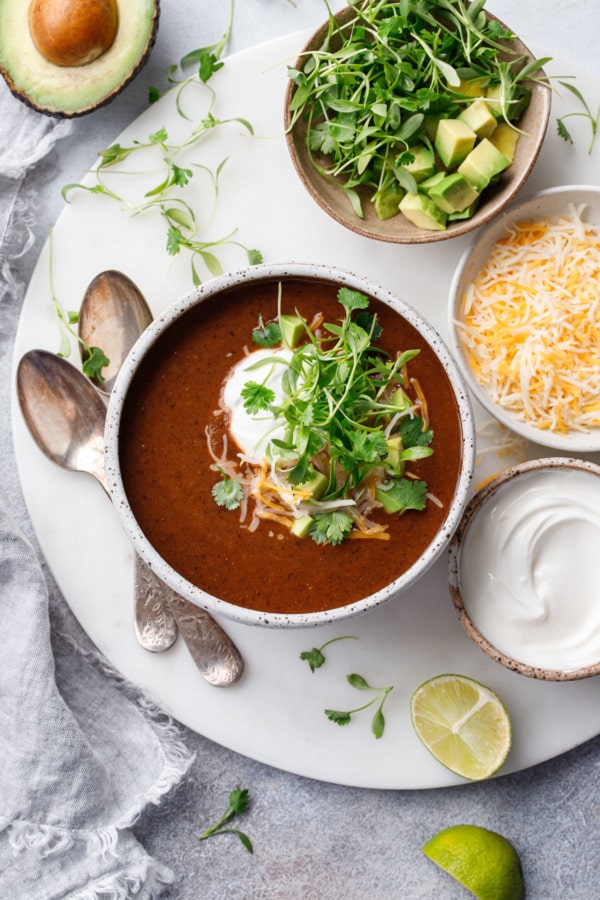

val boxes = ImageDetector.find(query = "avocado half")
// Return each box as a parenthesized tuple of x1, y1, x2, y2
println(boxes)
(0, 0, 159, 117)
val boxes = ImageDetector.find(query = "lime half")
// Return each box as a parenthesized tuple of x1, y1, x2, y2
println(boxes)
(423, 824, 524, 900)
(410, 674, 511, 780)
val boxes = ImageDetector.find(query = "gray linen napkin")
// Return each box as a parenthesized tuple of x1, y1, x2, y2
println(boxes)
(0, 85, 194, 898)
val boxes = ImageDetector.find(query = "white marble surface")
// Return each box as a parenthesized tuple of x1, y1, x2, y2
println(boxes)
(2, 1, 600, 897)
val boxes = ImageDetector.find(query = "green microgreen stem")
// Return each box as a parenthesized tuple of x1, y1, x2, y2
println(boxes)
(198, 787, 253, 854)
(60, 0, 262, 286)
(47, 230, 109, 380)
(556, 80, 600, 153)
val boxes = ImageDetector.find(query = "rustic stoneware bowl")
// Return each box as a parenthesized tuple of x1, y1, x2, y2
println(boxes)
(449, 457, 600, 680)
(105, 262, 475, 628)
(284, 5, 551, 245)
(448, 184, 600, 451)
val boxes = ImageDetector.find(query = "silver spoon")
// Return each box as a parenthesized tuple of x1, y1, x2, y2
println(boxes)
(77, 270, 178, 654)
(17, 349, 244, 687)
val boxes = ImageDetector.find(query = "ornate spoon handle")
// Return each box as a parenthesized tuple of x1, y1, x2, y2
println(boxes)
(135, 557, 244, 687)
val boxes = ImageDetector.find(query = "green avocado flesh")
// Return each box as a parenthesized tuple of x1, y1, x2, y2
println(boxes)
(0, 0, 159, 117)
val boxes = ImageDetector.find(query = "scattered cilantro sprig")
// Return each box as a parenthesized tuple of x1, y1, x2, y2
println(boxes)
(325, 674, 394, 739)
(300, 635, 358, 672)
(198, 788, 253, 854)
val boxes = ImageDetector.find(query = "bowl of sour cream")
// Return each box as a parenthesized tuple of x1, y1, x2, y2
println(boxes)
(448, 457, 600, 680)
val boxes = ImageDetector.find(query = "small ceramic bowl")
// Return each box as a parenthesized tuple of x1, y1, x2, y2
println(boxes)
(284, 5, 550, 245)
(449, 457, 600, 681)
(448, 184, 600, 452)
(105, 262, 475, 628)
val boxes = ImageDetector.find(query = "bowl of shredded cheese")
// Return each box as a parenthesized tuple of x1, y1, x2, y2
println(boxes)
(449, 185, 600, 451)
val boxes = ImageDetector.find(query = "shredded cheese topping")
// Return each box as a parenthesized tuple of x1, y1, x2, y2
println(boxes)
(457, 204, 600, 434)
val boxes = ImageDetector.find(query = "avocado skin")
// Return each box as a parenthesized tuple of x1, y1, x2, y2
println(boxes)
(0, 0, 160, 118)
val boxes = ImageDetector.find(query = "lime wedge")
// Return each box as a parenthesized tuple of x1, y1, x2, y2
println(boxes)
(410, 674, 511, 780)
(423, 824, 524, 900)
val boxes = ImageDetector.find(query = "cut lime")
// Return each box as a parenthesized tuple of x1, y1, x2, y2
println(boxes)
(423, 824, 524, 900)
(410, 674, 511, 780)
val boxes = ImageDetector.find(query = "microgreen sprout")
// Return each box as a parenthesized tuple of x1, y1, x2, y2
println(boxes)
(47, 230, 109, 379)
(556, 80, 600, 153)
(198, 787, 253, 854)
(325, 674, 394, 739)
(60, 0, 262, 286)
(300, 635, 358, 672)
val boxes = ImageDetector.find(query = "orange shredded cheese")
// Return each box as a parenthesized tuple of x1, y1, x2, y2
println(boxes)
(457, 205, 600, 434)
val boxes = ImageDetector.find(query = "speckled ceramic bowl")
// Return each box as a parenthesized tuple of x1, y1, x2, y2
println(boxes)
(449, 184, 600, 452)
(105, 263, 475, 628)
(449, 457, 600, 680)
(284, 5, 550, 245)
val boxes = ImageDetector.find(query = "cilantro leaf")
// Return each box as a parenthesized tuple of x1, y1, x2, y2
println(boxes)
(310, 511, 354, 546)
(325, 709, 352, 726)
(212, 475, 244, 510)
(241, 381, 275, 415)
(300, 647, 326, 672)
(81, 346, 110, 383)
(337, 287, 370, 313)
(198, 787, 253, 854)
(355, 310, 383, 341)
(397, 415, 433, 448)
(171, 164, 193, 187)
(166, 225, 184, 256)
(252, 317, 282, 348)
(376, 478, 428, 515)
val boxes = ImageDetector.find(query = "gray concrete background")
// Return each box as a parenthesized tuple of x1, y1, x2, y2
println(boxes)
(2, 2, 599, 897)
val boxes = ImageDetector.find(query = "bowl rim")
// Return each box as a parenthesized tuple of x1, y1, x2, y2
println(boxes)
(448, 183, 600, 452)
(448, 456, 600, 681)
(105, 262, 476, 628)
(283, 4, 552, 245)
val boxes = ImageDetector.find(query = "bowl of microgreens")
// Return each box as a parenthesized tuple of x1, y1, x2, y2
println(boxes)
(105, 262, 475, 627)
(284, 0, 551, 244)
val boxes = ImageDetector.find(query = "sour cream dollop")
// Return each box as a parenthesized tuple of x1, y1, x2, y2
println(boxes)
(459, 468, 600, 671)
(222, 347, 292, 462)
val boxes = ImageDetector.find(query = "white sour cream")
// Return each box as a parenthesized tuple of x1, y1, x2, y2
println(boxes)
(222, 347, 292, 462)
(459, 468, 600, 671)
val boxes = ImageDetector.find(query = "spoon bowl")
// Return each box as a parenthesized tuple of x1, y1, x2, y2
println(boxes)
(78, 269, 153, 396)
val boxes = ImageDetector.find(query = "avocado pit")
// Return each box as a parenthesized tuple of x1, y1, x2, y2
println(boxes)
(28, 0, 118, 67)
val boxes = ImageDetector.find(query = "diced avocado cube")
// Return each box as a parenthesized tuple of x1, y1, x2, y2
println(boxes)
(399, 192, 448, 231)
(384, 435, 405, 476)
(374, 179, 404, 220)
(302, 469, 328, 500)
(404, 144, 436, 183)
(458, 99, 497, 139)
(428, 173, 480, 214)
(280, 314, 305, 348)
(486, 82, 531, 122)
(457, 77, 488, 99)
(423, 115, 441, 141)
(489, 122, 519, 164)
(457, 138, 510, 191)
(390, 386, 411, 412)
(419, 171, 447, 197)
(434, 119, 477, 168)
(290, 515, 313, 538)
(448, 199, 480, 221)
(485, 82, 505, 119)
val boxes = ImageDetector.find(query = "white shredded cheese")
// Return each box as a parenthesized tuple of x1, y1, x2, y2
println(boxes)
(457, 204, 600, 434)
